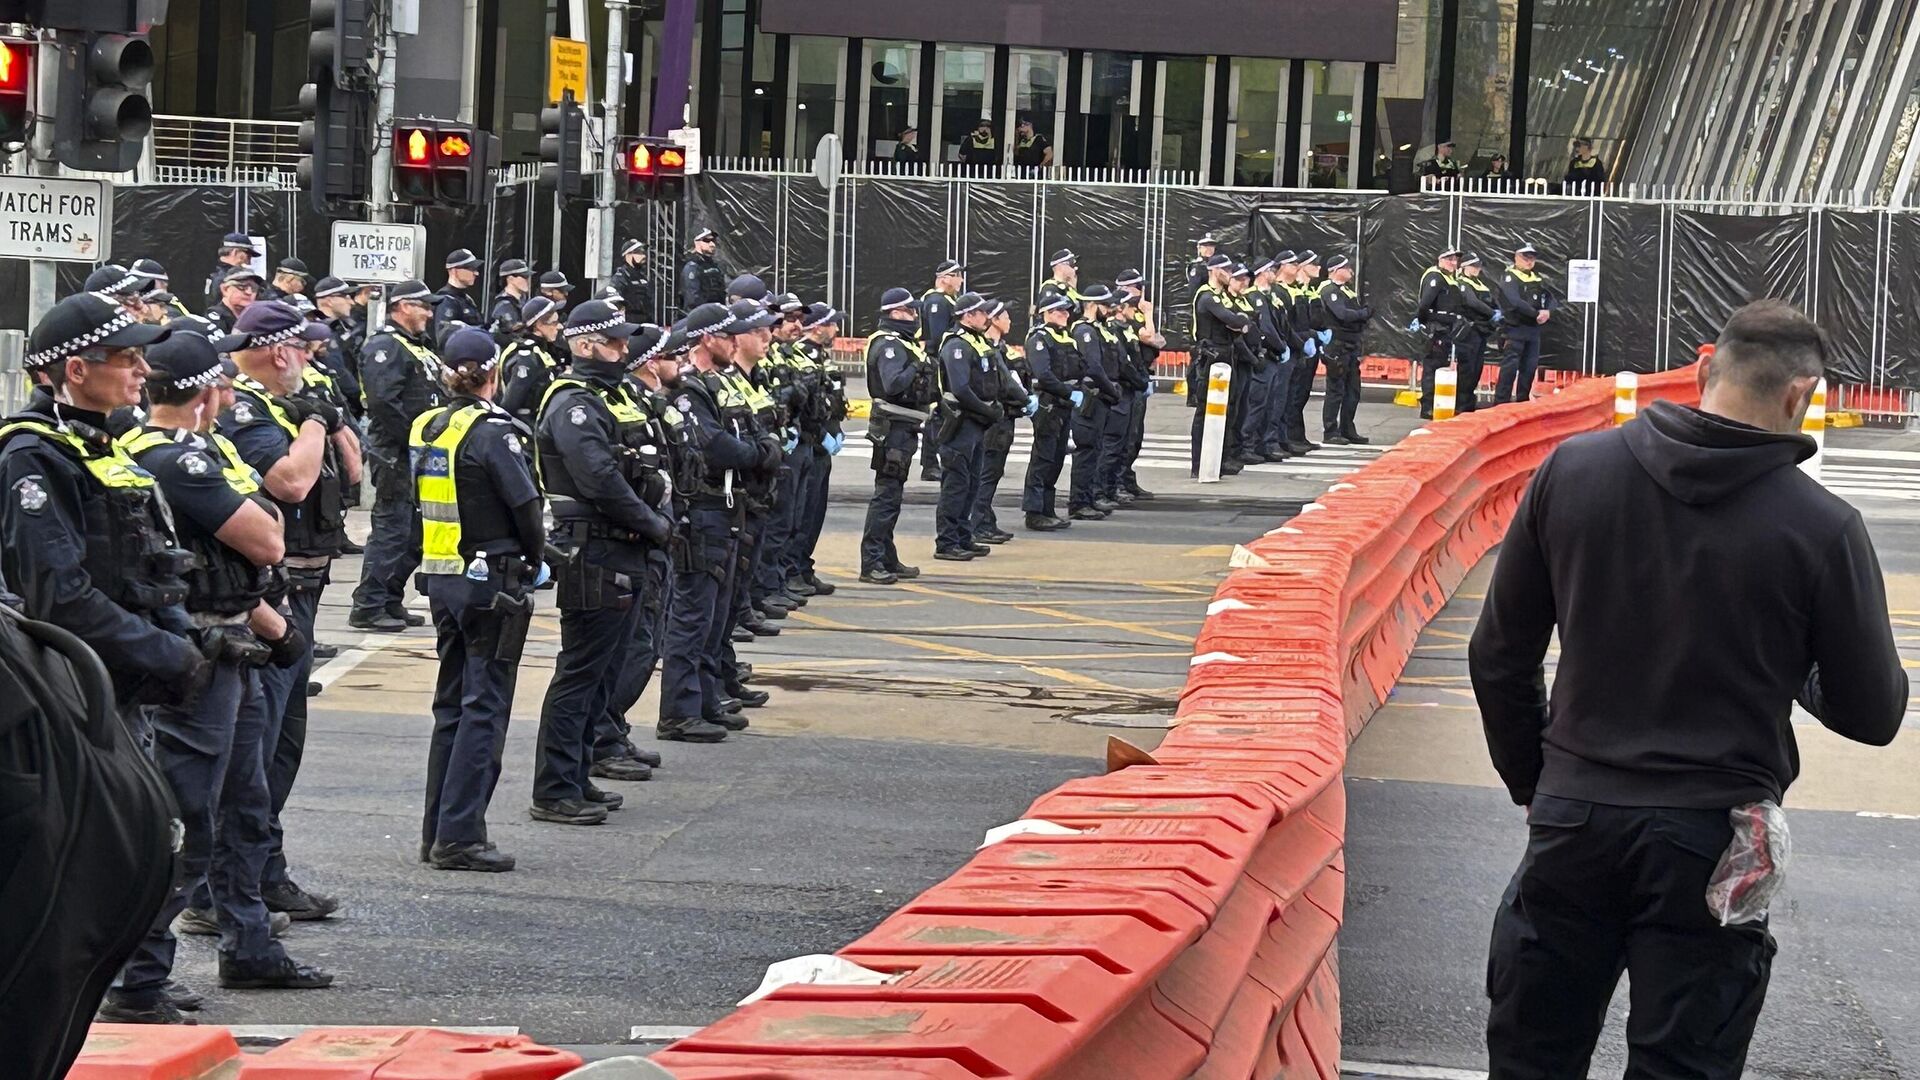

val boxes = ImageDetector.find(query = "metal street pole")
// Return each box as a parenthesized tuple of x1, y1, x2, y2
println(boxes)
(593, 0, 626, 286)
(27, 31, 59, 330)
(368, 2, 400, 225)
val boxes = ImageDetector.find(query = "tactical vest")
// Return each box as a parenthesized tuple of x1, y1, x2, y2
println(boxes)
(1031, 324, 1083, 386)
(1505, 266, 1550, 315)
(943, 329, 1004, 401)
(866, 331, 935, 408)
(537, 376, 662, 524)
(231, 376, 348, 557)
(119, 427, 271, 615)
(636, 384, 704, 504)
(0, 415, 189, 613)
(410, 404, 489, 576)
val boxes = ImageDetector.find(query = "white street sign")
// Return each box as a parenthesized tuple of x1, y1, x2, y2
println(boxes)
(0, 176, 113, 263)
(669, 126, 703, 175)
(330, 221, 428, 284)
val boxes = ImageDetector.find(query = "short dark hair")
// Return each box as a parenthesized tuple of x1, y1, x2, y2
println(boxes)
(146, 375, 211, 407)
(1708, 299, 1829, 399)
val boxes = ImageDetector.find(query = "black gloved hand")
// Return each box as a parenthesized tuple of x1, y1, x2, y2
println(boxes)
(265, 623, 310, 668)
(754, 435, 784, 473)
(171, 653, 214, 709)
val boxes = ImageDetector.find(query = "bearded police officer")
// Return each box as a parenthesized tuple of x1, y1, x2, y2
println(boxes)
(432, 249, 486, 342)
(1021, 293, 1081, 531)
(681, 228, 729, 310)
(498, 296, 569, 427)
(931, 292, 1003, 560)
(1416, 248, 1464, 420)
(530, 301, 674, 823)
(109, 333, 333, 1019)
(860, 288, 937, 585)
(610, 239, 658, 324)
(1495, 242, 1558, 405)
(1319, 255, 1374, 445)
(412, 329, 544, 869)
(351, 280, 444, 631)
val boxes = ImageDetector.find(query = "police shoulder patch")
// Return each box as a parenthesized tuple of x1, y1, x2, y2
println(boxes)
(568, 404, 589, 426)
(372, 348, 390, 364)
(179, 452, 212, 476)
(232, 401, 255, 424)
(675, 394, 692, 413)
(884, 346, 898, 360)
(503, 433, 523, 457)
(13, 475, 48, 513)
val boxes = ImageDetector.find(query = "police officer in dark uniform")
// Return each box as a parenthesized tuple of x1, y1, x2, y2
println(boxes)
(1278, 250, 1328, 454)
(785, 303, 847, 596)
(1186, 235, 1219, 291)
(204, 232, 259, 307)
(538, 270, 575, 310)
(1453, 254, 1496, 412)
(215, 301, 350, 925)
(859, 288, 937, 584)
(488, 259, 536, 333)
(750, 294, 812, 616)
(1188, 254, 1252, 476)
(531, 301, 674, 823)
(265, 258, 312, 303)
(1020, 293, 1081, 531)
(661, 303, 780, 740)
(1035, 249, 1083, 310)
(680, 228, 729, 311)
(411, 329, 544, 869)
(205, 265, 264, 337)
(1415, 248, 1463, 420)
(130, 258, 195, 322)
(958, 117, 998, 167)
(609, 239, 658, 324)
(1318, 254, 1374, 445)
(1419, 141, 1465, 187)
(110, 333, 333, 1019)
(1563, 137, 1608, 191)
(1067, 283, 1123, 519)
(497, 296, 568, 427)
(930, 292, 1002, 560)
(351, 280, 444, 631)
(1495, 242, 1558, 405)
(918, 259, 965, 482)
(969, 300, 1034, 544)
(1113, 269, 1164, 498)
(312, 277, 368, 411)
(432, 249, 486, 343)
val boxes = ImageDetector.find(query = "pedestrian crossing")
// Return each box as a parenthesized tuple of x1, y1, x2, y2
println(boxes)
(998, 430, 1390, 478)
(1822, 448, 1920, 503)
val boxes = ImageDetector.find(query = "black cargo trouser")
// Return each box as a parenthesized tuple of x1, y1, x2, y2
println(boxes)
(1486, 795, 1775, 1080)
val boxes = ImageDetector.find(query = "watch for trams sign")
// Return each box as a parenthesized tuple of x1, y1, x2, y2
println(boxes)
(329, 221, 428, 285)
(0, 176, 113, 263)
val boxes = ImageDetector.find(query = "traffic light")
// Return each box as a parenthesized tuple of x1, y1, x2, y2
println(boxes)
(0, 39, 29, 149)
(52, 29, 153, 172)
(539, 95, 584, 198)
(388, 119, 493, 207)
(308, 0, 373, 87)
(392, 122, 437, 203)
(616, 137, 688, 201)
(299, 0, 374, 214)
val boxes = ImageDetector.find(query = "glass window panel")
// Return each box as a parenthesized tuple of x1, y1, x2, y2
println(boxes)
(1160, 57, 1207, 173)
(1452, 0, 1518, 165)
(1080, 52, 1139, 168)
(864, 40, 919, 161)
(1304, 60, 1361, 187)
(790, 36, 845, 159)
(1232, 58, 1283, 187)
(1524, 0, 1667, 180)
(1012, 50, 1062, 167)
(939, 44, 994, 164)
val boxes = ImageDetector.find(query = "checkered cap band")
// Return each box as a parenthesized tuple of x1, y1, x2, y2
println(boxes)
(564, 314, 631, 339)
(232, 323, 311, 350)
(25, 294, 140, 367)
(166, 365, 225, 391)
(687, 311, 739, 338)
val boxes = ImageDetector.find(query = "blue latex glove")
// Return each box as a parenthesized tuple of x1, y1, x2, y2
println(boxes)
(1144, 379, 1156, 398)
(1070, 389, 1085, 407)
(1303, 337, 1318, 359)
(534, 562, 552, 588)
(1407, 319, 1424, 333)
(782, 432, 800, 454)
(1281, 347, 1292, 365)
(1492, 310, 1505, 324)
(1024, 395, 1040, 417)
(1317, 329, 1333, 345)
(824, 433, 844, 455)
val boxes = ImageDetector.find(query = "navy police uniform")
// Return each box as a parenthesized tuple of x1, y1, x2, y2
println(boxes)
(1495, 244, 1559, 406)
(859, 290, 939, 582)
(1416, 253, 1463, 419)
(932, 295, 1005, 556)
(430, 249, 486, 343)
(1019, 296, 1082, 527)
(610, 240, 658, 323)
(1318, 258, 1373, 443)
(1453, 256, 1496, 412)
(680, 229, 729, 310)
(350, 280, 446, 628)
(1067, 286, 1123, 516)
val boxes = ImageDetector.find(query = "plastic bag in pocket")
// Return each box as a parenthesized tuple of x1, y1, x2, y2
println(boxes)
(1706, 800, 1790, 926)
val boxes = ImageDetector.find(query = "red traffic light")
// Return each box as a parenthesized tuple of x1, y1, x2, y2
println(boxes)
(0, 40, 28, 94)
(438, 132, 472, 159)
(626, 141, 653, 176)
(399, 126, 430, 164)
(658, 147, 686, 172)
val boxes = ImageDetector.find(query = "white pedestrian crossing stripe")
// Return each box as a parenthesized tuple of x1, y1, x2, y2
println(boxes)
(1000, 431, 1388, 477)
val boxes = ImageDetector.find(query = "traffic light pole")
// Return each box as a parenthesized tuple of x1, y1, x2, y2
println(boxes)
(26, 32, 58, 330)
(593, 0, 626, 286)
(368, 6, 399, 225)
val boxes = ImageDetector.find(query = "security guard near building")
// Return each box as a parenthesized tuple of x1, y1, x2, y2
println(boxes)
(958, 117, 998, 167)
(610, 239, 658, 324)
(108, 333, 332, 1021)
(351, 280, 445, 632)
(1020, 293, 1082, 531)
(411, 328, 544, 869)
(918, 260, 965, 481)
(1067, 283, 1123, 518)
(969, 301, 1035, 544)
(498, 296, 569, 427)
(1415, 248, 1463, 420)
(531, 300, 674, 824)
(1187, 254, 1252, 476)
(662, 303, 781, 738)
(680, 228, 729, 310)
(1564, 137, 1608, 191)
(1013, 117, 1053, 167)
(488, 259, 536, 332)
(1453, 254, 1496, 412)
(1278, 250, 1328, 455)
(1318, 254, 1374, 445)
(932, 292, 1004, 560)
(785, 303, 847, 596)
(1494, 242, 1558, 405)
(215, 301, 349, 925)
(860, 288, 937, 584)
(432, 249, 486, 342)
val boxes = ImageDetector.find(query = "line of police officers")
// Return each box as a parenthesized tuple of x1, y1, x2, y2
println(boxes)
(1410, 242, 1561, 418)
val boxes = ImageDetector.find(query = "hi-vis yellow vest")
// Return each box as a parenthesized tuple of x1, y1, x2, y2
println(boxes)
(410, 403, 489, 575)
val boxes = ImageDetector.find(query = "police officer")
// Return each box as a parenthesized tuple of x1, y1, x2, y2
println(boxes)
(1186, 235, 1220, 291)
(1495, 242, 1558, 405)
(1239, 259, 1289, 465)
(312, 277, 368, 408)
(681, 228, 729, 310)
(131, 258, 195, 322)
(204, 232, 259, 306)
(1260, 255, 1305, 460)
(1419, 140, 1465, 187)
(860, 288, 937, 584)
(1067, 283, 1124, 518)
(432, 249, 486, 342)
(784, 303, 847, 596)
(1012, 117, 1053, 167)
(109, 333, 333, 1019)
(266, 258, 312, 303)
(498, 296, 569, 427)
(1036, 249, 1083, 310)
(1453, 254, 1496, 412)
(1098, 287, 1151, 504)
(1278, 250, 1328, 455)
(958, 117, 998, 167)
(1020, 293, 1082, 531)
(709, 301, 787, 642)
(751, 295, 812, 614)
(1415, 248, 1463, 420)
(351, 280, 445, 631)
(205, 266, 264, 337)
(1219, 264, 1261, 468)
(1113, 269, 1163, 500)
(538, 270, 575, 310)
(531, 301, 674, 823)
(610, 239, 658, 324)
(216, 301, 350, 924)
(489, 259, 536, 331)
(412, 329, 544, 869)
(661, 303, 782, 738)
(1564, 137, 1607, 191)
(919, 259, 967, 481)
(1187, 254, 1251, 476)
(969, 301, 1034, 545)
(930, 292, 1003, 560)
(1318, 255, 1374, 445)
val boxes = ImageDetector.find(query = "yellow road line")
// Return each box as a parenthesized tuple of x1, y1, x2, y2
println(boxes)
(895, 580, 1199, 645)
(784, 609, 1128, 691)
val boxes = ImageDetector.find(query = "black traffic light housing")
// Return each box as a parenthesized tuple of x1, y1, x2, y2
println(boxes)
(0, 39, 29, 150)
(390, 118, 494, 207)
(52, 29, 153, 172)
(539, 94, 585, 199)
(299, 0, 375, 214)
(616, 137, 688, 202)
(308, 0, 373, 86)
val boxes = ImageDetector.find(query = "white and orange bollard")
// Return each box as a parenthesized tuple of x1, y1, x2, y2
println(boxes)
(1800, 378, 1827, 483)
(1198, 363, 1233, 483)
(1433, 367, 1457, 421)
(1613, 371, 1639, 425)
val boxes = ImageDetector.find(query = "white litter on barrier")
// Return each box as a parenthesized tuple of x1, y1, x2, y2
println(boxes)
(1206, 597, 1253, 615)
(979, 819, 1084, 848)
(739, 955, 900, 1007)
(1190, 651, 1247, 666)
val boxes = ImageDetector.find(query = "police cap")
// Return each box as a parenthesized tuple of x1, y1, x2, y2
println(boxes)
(25, 292, 169, 368)
(498, 258, 533, 279)
(387, 279, 433, 303)
(538, 270, 573, 291)
(445, 248, 482, 271)
(564, 299, 638, 339)
(214, 300, 333, 353)
(620, 238, 644, 257)
(84, 263, 143, 297)
(144, 332, 224, 391)
(934, 258, 965, 277)
(1438, 247, 1464, 261)
(1077, 282, 1114, 303)
(683, 302, 736, 339)
(1195, 234, 1219, 247)
(1115, 268, 1145, 288)
(129, 258, 168, 285)
(770, 292, 805, 315)
(879, 286, 916, 312)
(726, 273, 769, 302)
(1324, 255, 1353, 272)
(1515, 242, 1540, 258)
(693, 227, 719, 243)
(443, 327, 500, 370)
(1048, 248, 1077, 268)
(596, 285, 627, 309)
(951, 292, 989, 317)
(724, 299, 777, 332)
(627, 324, 670, 366)
(1204, 253, 1233, 270)
(1230, 264, 1253, 280)
(660, 325, 693, 356)
(312, 276, 353, 300)
(1296, 249, 1321, 266)
(1461, 254, 1483, 268)
(276, 257, 312, 280)
(218, 232, 259, 255)
(1275, 250, 1299, 265)
(218, 265, 265, 289)
(1036, 294, 1075, 315)
(520, 296, 561, 325)
(802, 303, 842, 330)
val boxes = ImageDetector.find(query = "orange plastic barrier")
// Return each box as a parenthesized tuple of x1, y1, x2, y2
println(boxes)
(68, 1027, 583, 1079)
(652, 365, 1703, 1078)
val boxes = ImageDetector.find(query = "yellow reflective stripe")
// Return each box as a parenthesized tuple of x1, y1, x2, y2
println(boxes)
(233, 377, 301, 437)
(411, 404, 487, 575)
(1, 418, 157, 490)
(116, 428, 263, 496)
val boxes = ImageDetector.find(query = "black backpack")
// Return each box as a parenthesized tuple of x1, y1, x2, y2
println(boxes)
(0, 602, 177, 1080)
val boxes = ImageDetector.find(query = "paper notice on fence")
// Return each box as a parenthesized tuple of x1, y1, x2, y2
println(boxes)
(1567, 258, 1601, 303)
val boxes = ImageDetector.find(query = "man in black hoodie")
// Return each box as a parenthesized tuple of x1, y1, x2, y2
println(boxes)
(1470, 299, 1906, 1080)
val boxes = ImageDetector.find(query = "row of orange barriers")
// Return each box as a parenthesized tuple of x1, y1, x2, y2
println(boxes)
(69, 1026, 583, 1078)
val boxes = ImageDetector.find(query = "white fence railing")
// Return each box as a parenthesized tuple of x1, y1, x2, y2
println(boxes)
(150, 114, 301, 185)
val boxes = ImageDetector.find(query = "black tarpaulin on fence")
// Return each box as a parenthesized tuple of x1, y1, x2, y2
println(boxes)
(783, 179, 831, 308)
(1666, 210, 1809, 370)
(689, 173, 781, 290)
(1042, 184, 1150, 305)
(1596, 202, 1665, 372)
(1159, 187, 1258, 334)
(963, 183, 1039, 342)
(1883, 214, 1920, 393)
(1814, 210, 1879, 387)
(847, 177, 947, 336)
(1357, 195, 1447, 367)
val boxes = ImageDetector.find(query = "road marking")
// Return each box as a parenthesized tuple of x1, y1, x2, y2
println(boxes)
(1857, 811, 1920, 820)
(229, 1024, 520, 1039)
(311, 599, 432, 691)
(897, 580, 1199, 646)
(784, 608, 1129, 692)
(1340, 1061, 1488, 1080)
(629, 1025, 704, 1042)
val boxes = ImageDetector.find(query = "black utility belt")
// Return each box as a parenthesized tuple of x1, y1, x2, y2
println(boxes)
(688, 495, 733, 510)
(557, 518, 647, 544)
